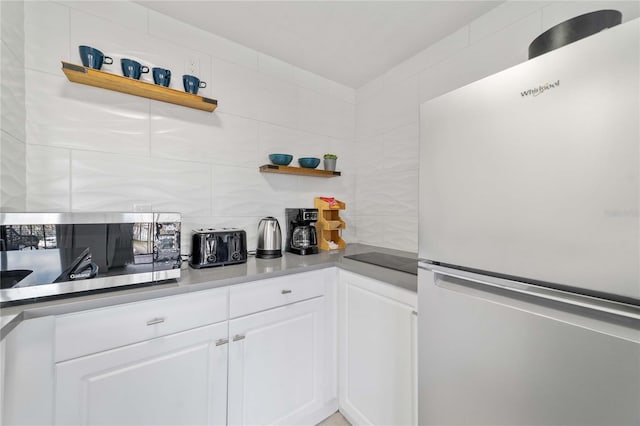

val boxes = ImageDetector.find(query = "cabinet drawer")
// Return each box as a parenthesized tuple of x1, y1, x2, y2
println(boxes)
(229, 270, 327, 318)
(55, 287, 228, 362)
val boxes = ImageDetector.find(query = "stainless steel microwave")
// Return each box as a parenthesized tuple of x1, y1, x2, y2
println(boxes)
(0, 212, 181, 305)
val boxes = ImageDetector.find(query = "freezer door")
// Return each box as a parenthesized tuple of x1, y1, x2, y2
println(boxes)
(418, 266, 640, 426)
(418, 19, 639, 301)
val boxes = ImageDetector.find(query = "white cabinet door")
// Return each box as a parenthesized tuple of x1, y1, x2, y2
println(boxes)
(55, 322, 228, 426)
(339, 270, 418, 426)
(227, 296, 332, 426)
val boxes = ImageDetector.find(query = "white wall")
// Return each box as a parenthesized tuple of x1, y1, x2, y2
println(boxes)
(0, 0, 26, 211)
(15, 0, 356, 252)
(354, 0, 640, 252)
(5, 1, 638, 253)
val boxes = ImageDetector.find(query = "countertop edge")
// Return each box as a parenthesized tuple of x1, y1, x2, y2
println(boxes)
(1, 244, 417, 339)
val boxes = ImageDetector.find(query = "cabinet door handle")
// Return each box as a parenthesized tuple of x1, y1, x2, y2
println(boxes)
(232, 334, 245, 342)
(215, 338, 229, 346)
(281, 289, 292, 294)
(146, 317, 165, 326)
(412, 310, 418, 316)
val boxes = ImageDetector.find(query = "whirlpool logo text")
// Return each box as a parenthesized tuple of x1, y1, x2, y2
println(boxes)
(521, 80, 560, 97)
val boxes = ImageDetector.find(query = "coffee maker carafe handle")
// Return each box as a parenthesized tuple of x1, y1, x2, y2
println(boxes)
(310, 227, 317, 246)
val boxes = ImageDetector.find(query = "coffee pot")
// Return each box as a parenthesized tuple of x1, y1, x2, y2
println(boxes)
(256, 217, 282, 259)
(292, 226, 317, 249)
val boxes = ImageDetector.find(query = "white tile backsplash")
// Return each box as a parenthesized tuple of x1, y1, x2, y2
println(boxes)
(149, 102, 219, 164)
(25, 70, 150, 155)
(212, 58, 262, 119)
(383, 215, 418, 251)
(293, 66, 330, 94)
(354, 135, 384, 172)
(257, 72, 299, 129)
(381, 123, 419, 172)
(384, 27, 470, 85)
(25, 144, 70, 211)
(259, 122, 326, 162)
(147, 10, 259, 71)
(356, 168, 418, 217)
(71, 150, 212, 217)
(379, 75, 419, 134)
(352, 215, 386, 247)
(24, 1, 70, 74)
(1, 44, 26, 142)
(355, 95, 388, 141)
(1, 0, 26, 212)
(259, 53, 295, 82)
(211, 165, 297, 217)
(60, 1, 148, 33)
(11, 0, 606, 254)
(0, 0, 25, 63)
(0, 130, 26, 211)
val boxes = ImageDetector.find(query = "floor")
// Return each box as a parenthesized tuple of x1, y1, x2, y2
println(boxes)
(316, 411, 351, 426)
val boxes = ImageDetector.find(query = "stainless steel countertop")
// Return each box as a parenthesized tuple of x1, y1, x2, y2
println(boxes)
(0, 244, 417, 339)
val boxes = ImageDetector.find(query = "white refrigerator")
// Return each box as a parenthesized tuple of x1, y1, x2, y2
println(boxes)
(418, 17, 639, 425)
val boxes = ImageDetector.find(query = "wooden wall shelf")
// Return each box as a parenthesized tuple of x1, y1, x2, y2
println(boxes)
(61, 61, 217, 112)
(259, 164, 341, 178)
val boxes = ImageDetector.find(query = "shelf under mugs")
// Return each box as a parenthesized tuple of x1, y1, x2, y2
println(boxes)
(61, 61, 218, 112)
(259, 164, 341, 177)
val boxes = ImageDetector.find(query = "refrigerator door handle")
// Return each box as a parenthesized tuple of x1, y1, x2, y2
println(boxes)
(420, 264, 640, 321)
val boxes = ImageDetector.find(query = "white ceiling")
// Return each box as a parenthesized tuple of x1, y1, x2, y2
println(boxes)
(138, 1, 504, 88)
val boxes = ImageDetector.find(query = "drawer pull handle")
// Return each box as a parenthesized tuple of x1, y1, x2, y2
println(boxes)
(281, 289, 292, 294)
(215, 338, 229, 346)
(232, 334, 245, 342)
(146, 317, 165, 326)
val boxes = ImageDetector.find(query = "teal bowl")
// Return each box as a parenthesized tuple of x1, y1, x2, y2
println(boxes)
(298, 157, 320, 168)
(269, 154, 293, 166)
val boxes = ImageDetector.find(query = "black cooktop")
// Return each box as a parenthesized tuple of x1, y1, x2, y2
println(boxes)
(343, 252, 418, 275)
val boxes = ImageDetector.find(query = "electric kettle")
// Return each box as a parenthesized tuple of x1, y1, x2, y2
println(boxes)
(256, 217, 282, 258)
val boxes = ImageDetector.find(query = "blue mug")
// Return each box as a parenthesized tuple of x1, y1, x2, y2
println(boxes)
(152, 67, 172, 87)
(121, 58, 150, 80)
(78, 45, 113, 70)
(183, 75, 206, 94)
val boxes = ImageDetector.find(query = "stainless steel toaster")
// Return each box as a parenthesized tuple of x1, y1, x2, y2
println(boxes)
(189, 228, 247, 268)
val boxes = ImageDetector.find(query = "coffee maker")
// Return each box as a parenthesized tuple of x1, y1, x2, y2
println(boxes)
(285, 208, 319, 255)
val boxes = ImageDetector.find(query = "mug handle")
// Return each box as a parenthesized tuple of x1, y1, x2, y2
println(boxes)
(141, 66, 150, 74)
(199, 81, 207, 88)
(104, 56, 114, 65)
